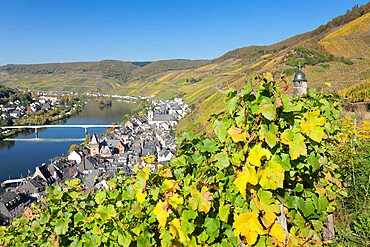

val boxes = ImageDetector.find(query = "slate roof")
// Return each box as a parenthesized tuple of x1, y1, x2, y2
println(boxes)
(81, 169, 100, 191)
(30, 176, 47, 189)
(99, 138, 107, 146)
(0, 192, 19, 207)
(159, 148, 172, 157)
(37, 164, 54, 184)
(0, 192, 33, 211)
(107, 139, 119, 148)
(152, 114, 177, 121)
(131, 146, 141, 155)
(47, 164, 63, 180)
(0, 202, 10, 224)
(79, 156, 98, 172)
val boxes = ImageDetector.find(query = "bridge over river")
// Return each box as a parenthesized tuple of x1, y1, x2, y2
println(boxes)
(1, 124, 121, 139)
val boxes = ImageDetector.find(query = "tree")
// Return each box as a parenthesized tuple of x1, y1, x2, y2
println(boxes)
(68, 144, 79, 154)
(84, 134, 91, 146)
(121, 114, 130, 123)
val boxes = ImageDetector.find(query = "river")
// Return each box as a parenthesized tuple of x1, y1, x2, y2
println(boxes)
(0, 100, 135, 192)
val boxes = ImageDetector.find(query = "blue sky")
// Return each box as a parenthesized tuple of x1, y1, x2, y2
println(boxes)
(0, 0, 368, 65)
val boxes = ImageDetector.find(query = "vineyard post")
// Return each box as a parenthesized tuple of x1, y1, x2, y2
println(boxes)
(292, 69, 336, 242)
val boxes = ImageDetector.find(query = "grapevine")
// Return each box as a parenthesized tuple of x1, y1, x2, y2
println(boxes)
(0, 73, 344, 246)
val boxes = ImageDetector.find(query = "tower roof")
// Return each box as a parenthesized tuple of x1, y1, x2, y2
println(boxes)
(90, 133, 99, 145)
(293, 70, 307, 82)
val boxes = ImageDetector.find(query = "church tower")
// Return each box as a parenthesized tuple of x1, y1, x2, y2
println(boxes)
(148, 105, 154, 122)
(89, 133, 100, 156)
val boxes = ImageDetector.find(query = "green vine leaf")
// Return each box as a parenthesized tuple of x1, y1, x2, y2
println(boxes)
(219, 204, 230, 223)
(55, 219, 68, 235)
(281, 129, 307, 160)
(300, 111, 326, 142)
(215, 151, 230, 169)
(258, 160, 284, 190)
(258, 102, 276, 120)
(189, 186, 213, 214)
(259, 123, 278, 148)
(213, 120, 230, 142)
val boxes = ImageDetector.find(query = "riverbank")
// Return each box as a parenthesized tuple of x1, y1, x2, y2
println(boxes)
(0, 103, 84, 140)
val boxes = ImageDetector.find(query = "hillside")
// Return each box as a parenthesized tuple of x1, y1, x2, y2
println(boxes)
(319, 12, 370, 58)
(215, 3, 370, 63)
(0, 2, 369, 133)
(0, 60, 138, 81)
(0, 59, 210, 93)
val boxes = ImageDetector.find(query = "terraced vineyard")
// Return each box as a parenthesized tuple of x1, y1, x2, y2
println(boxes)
(0, 3, 369, 132)
(319, 13, 370, 58)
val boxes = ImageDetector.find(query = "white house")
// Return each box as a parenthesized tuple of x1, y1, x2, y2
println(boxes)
(158, 149, 175, 164)
(68, 150, 83, 164)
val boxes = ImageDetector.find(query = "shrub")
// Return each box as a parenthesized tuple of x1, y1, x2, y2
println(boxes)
(334, 118, 370, 246)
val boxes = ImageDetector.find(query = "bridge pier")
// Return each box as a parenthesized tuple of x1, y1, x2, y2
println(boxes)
(35, 128, 38, 138)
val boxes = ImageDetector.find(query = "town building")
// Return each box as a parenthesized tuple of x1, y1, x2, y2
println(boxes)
(0, 191, 34, 226)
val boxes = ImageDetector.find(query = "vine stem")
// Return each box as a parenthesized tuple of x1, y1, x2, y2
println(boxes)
(166, 198, 181, 219)
(299, 236, 313, 247)
(201, 183, 220, 190)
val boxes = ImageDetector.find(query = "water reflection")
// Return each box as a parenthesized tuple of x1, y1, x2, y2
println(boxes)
(0, 128, 49, 150)
(0, 140, 15, 150)
(0, 100, 135, 190)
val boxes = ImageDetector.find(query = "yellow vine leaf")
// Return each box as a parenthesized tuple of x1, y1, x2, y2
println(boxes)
(233, 211, 266, 246)
(136, 191, 146, 204)
(159, 168, 173, 178)
(269, 221, 287, 245)
(163, 180, 180, 192)
(137, 166, 151, 180)
(227, 126, 248, 143)
(189, 186, 213, 214)
(143, 166, 151, 180)
(323, 172, 332, 182)
(300, 111, 326, 143)
(233, 164, 258, 200)
(252, 190, 280, 228)
(169, 194, 184, 208)
(153, 200, 170, 228)
(262, 211, 277, 229)
(323, 171, 341, 187)
(169, 218, 189, 244)
(141, 155, 156, 164)
(247, 144, 271, 167)
(258, 160, 284, 190)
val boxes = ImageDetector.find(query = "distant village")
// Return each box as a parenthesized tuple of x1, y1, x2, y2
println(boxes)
(0, 97, 190, 226)
(1, 89, 149, 128)
(1, 96, 59, 129)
